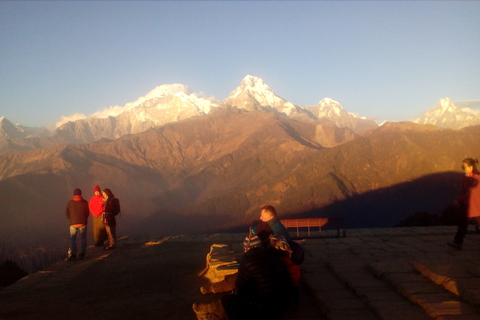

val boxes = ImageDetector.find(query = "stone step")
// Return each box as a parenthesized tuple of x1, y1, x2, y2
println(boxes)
(327, 250, 431, 320)
(413, 253, 480, 312)
(366, 257, 480, 319)
(302, 256, 378, 320)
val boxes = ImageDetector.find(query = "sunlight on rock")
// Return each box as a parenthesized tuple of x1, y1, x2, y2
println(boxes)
(143, 239, 169, 247)
(198, 244, 239, 284)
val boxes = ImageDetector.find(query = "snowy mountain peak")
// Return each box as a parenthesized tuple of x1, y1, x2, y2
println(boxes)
(0, 116, 50, 140)
(439, 97, 452, 109)
(317, 98, 346, 118)
(0, 116, 11, 127)
(300, 98, 376, 134)
(234, 75, 273, 98)
(241, 75, 268, 90)
(319, 97, 339, 105)
(414, 97, 480, 129)
(436, 97, 457, 115)
(125, 83, 197, 110)
(224, 75, 300, 116)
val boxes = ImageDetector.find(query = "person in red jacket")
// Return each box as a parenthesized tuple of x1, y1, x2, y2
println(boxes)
(448, 158, 480, 250)
(66, 188, 89, 261)
(89, 185, 106, 247)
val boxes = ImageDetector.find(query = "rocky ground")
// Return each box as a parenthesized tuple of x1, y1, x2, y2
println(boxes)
(2, 227, 480, 320)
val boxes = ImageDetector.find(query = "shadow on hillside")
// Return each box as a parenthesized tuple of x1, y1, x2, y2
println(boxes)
(283, 171, 463, 229)
(0, 171, 465, 277)
(129, 171, 464, 236)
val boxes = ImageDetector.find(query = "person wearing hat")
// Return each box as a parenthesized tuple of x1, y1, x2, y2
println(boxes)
(193, 233, 294, 320)
(65, 188, 89, 261)
(89, 185, 107, 247)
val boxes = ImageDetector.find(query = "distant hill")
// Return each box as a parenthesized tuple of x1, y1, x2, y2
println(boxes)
(1, 107, 478, 247)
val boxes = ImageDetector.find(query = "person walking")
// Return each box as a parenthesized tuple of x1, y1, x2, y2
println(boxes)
(89, 185, 107, 247)
(102, 188, 121, 250)
(66, 188, 89, 261)
(448, 158, 480, 250)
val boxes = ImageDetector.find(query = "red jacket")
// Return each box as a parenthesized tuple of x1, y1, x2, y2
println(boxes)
(89, 194, 104, 217)
(459, 173, 480, 218)
(280, 256, 301, 286)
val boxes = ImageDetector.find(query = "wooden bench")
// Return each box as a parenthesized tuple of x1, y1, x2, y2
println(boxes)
(280, 218, 345, 238)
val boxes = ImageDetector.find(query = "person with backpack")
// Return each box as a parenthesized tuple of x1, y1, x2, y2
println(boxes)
(101, 188, 120, 250)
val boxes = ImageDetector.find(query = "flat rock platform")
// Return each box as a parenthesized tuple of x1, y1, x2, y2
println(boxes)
(1, 226, 480, 320)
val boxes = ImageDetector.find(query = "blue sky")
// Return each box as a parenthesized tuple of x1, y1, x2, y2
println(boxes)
(1, 1, 479, 128)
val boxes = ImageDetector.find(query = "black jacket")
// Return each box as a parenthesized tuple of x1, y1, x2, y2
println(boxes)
(235, 247, 293, 311)
(103, 190, 120, 226)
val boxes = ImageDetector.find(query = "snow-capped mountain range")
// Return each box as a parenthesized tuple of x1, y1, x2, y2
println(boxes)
(57, 83, 217, 128)
(2, 75, 378, 144)
(0, 75, 477, 145)
(414, 97, 480, 129)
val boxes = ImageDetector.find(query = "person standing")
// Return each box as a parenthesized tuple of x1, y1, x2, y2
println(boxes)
(102, 188, 121, 250)
(448, 158, 480, 250)
(89, 185, 107, 247)
(66, 188, 89, 261)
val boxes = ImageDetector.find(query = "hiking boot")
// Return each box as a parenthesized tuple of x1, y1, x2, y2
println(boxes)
(66, 255, 76, 262)
(78, 253, 85, 259)
(447, 242, 462, 250)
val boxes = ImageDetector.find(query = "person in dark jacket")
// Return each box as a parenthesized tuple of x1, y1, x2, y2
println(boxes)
(193, 234, 294, 320)
(66, 188, 89, 261)
(255, 204, 291, 243)
(102, 188, 121, 250)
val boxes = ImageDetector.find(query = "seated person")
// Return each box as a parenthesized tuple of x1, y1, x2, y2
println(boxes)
(193, 234, 294, 320)
(255, 204, 291, 243)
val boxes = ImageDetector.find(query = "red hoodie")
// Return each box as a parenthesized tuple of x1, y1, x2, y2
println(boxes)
(89, 194, 104, 217)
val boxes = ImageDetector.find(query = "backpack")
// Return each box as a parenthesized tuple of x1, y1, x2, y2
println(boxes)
(288, 240, 305, 265)
(102, 198, 121, 225)
(111, 198, 121, 216)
